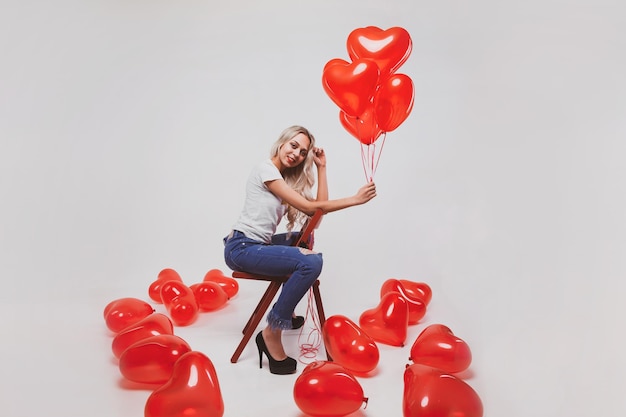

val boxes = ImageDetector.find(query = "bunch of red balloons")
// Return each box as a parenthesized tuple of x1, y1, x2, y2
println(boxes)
(103, 299, 224, 417)
(403, 323, 482, 417)
(319, 278, 430, 376)
(310, 277, 484, 417)
(147, 268, 239, 327)
(102, 267, 239, 417)
(322, 26, 415, 179)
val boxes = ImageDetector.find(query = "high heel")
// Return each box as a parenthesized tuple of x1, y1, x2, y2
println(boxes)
(255, 331, 297, 375)
(291, 315, 305, 329)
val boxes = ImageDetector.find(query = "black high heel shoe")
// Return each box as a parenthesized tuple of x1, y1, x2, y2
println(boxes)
(255, 331, 297, 375)
(291, 315, 305, 329)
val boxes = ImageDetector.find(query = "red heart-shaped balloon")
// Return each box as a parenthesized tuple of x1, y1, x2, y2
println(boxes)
(145, 351, 224, 417)
(148, 268, 182, 303)
(380, 278, 427, 325)
(359, 291, 408, 346)
(119, 334, 191, 384)
(322, 315, 379, 374)
(111, 313, 174, 358)
(347, 26, 412, 79)
(294, 361, 368, 417)
(399, 279, 432, 305)
(158, 268, 182, 281)
(190, 281, 229, 311)
(160, 280, 193, 307)
(203, 269, 239, 299)
(403, 363, 483, 417)
(103, 297, 155, 334)
(166, 293, 199, 327)
(339, 106, 383, 145)
(323, 57, 347, 73)
(409, 324, 472, 374)
(322, 58, 380, 118)
(374, 73, 415, 132)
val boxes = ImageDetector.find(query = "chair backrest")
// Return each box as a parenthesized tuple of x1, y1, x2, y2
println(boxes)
(294, 208, 324, 249)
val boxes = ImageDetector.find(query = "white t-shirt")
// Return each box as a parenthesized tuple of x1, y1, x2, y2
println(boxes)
(232, 159, 286, 243)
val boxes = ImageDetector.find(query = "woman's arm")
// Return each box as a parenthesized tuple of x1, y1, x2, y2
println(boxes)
(313, 147, 329, 202)
(266, 178, 376, 216)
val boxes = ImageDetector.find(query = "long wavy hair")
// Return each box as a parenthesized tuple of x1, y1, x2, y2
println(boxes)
(270, 125, 316, 233)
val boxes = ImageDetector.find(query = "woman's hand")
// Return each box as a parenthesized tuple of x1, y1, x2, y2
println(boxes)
(312, 147, 326, 168)
(354, 182, 377, 205)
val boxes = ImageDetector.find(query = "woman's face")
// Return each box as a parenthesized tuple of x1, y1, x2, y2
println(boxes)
(277, 133, 311, 170)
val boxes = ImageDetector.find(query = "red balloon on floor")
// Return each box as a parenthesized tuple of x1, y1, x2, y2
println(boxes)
(103, 297, 154, 334)
(160, 280, 193, 306)
(166, 293, 199, 327)
(190, 281, 229, 311)
(409, 324, 472, 374)
(148, 268, 183, 303)
(158, 268, 182, 281)
(294, 361, 368, 417)
(399, 279, 432, 305)
(403, 364, 483, 417)
(203, 269, 239, 299)
(322, 314, 379, 374)
(380, 278, 427, 325)
(145, 351, 224, 417)
(111, 313, 174, 358)
(359, 291, 409, 346)
(119, 334, 191, 384)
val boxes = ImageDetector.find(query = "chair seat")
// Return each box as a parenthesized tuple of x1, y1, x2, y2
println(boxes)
(232, 271, 289, 283)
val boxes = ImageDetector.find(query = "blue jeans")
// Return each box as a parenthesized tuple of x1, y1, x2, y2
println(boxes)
(223, 230, 323, 330)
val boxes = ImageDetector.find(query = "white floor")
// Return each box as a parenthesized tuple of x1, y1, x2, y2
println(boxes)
(3, 262, 625, 417)
(1, 277, 487, 417)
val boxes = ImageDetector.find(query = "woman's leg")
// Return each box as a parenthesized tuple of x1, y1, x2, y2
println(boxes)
(261, 326, 287, 360)
(264, 247, 323, 329)
(271, 232, 307, 323)
(260, 247, 322, 360)
(229, 243, 323, 326)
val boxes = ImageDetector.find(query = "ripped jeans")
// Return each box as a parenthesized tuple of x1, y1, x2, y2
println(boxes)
(223, 230, 323, 330)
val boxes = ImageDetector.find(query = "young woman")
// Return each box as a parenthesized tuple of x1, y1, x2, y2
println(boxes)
(223, 125, 376, 374)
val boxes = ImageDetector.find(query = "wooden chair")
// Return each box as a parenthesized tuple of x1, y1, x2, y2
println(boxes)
(230, 208, 327, 363)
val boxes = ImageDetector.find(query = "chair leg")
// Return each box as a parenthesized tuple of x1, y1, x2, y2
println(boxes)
(242, 283, 276, 335)
(312, 280, 326, 325)
(230, 281, 281, 363)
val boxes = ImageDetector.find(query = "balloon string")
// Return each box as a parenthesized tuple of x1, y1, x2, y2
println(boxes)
(298, 288, 323, 363)
(360, 143, 368, 181)
(355, 118, 380, 181)
(356, 119, 370, 182)
(369, 143, 376, 181)
(372, 132, 387, 177)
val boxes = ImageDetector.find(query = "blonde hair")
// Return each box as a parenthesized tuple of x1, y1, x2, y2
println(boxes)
(270, 125, 316, 233)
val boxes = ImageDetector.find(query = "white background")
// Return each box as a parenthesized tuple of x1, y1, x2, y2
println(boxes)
(1, 0, 625, 416)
